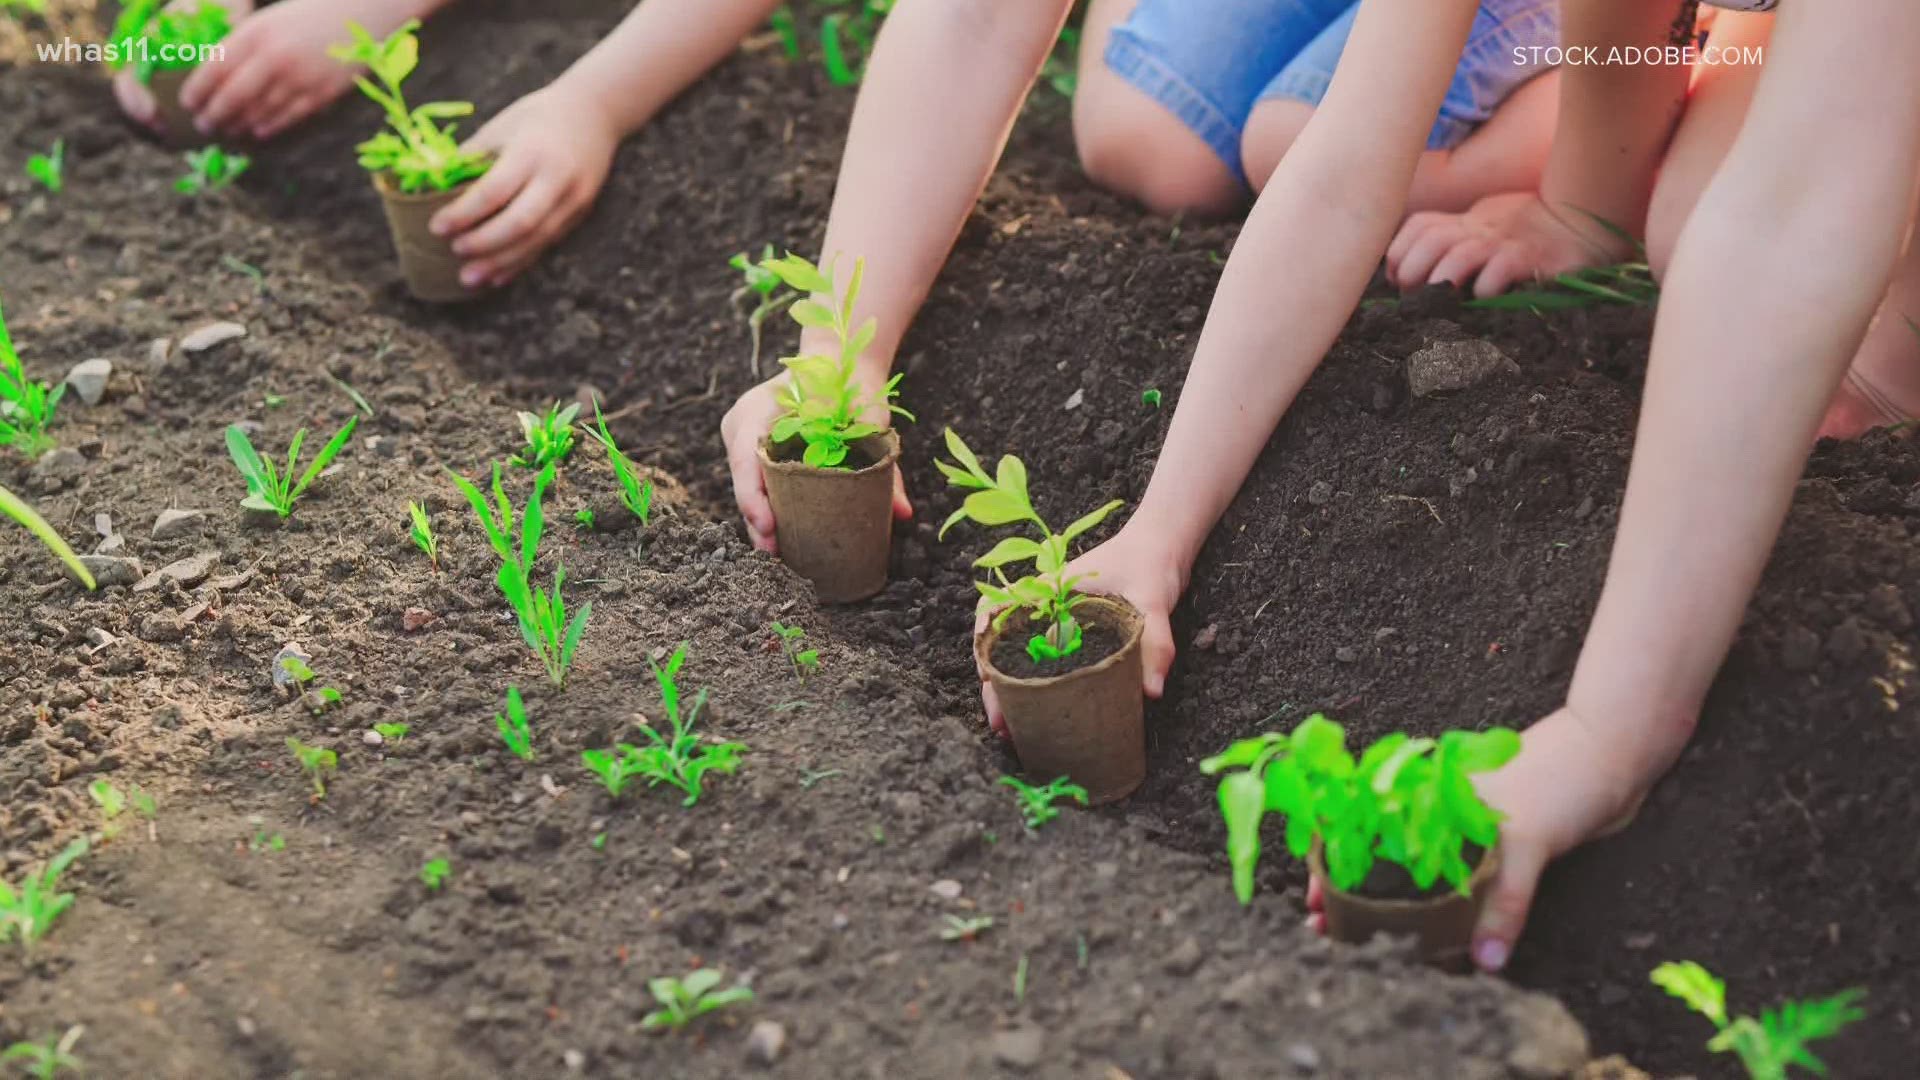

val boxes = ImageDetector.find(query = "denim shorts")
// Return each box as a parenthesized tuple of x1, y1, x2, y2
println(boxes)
(1105, 0, 1563, 185)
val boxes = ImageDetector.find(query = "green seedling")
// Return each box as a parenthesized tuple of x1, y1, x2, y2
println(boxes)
(1038, 24, 1080, 99)
(820, 0, 892, 84)
(582, 402, 654, 527)
(1651, 962, 1865, 1080)
(325, 371, 374, 417)
(24, 139, 63, 193)
(798, 767, 840, 790)
(937, 428, 1124, 663)
(1466, 262, 1659, 312)
(939, 915, 994, 943)
(278, 656, 342, 715)
(1200, 714, 1519, 905)
(129, 788, 158, 821)
(589, 831, 608, 851)
(374, 722, 410, 742)
(769, 621, 819, 680)
(447, 460, 550, 574)
(760, 252, 912, 468)
(449, 462, 590, 685)
(1, 299, 64, 460)
(1, 1026, 84, 1080)
(1141, 388, 1162, 408)
(329, 21, 491, 193)
(2, 485, 93, 589)
(286, 738, 338, 801)
(175, 145, 249, 194)
(249, 830, 285, 853)
(407, 501, 440, 570)
(108, 0, 231, 83)
(999, 775, 1088, 830)
(640, 968, 754, 1033)
(495, 686, 533, 761)
(729, 244, 799, 375)
(223, 255, 267, 294)
(1013, 954, 1029, 1004)
(224, 416, 359, 518)
(419, 857, 450, 891)
(510, 402, 578, 470)
(580, 644, 744, 806)
(85, 779, 128, 838)
(573, 507, 595, 530)
(0, 836, 87, 955)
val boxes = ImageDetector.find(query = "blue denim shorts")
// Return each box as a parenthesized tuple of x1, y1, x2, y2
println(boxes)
(1105, 0, 1562, 185)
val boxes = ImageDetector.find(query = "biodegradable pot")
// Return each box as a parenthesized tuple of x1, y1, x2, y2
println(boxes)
(975, 596, 1146, 805)
(758, 429, 900, 603)
(372, 173, 474, 303)
(1311, 839, 1501, 970)
(146, 67, 208, 149)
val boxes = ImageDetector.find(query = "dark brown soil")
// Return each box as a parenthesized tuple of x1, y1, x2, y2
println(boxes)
(3, 2, 1916, 1077)
(988, 612, 1127, 681)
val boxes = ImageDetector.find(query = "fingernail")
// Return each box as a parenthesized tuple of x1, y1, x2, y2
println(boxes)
(1474, 939, 1509, 972)
(429, 219, 449, 237)
(460, 268, 484, 288)
(194, 118, 214, 135)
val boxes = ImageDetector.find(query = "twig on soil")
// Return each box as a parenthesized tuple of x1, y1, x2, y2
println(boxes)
(661, 367, 723, 413)
(1381, 493, 1444, 527)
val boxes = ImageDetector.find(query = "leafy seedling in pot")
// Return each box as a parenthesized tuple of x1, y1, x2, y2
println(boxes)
(769, 621, 819, 680)
(328, 21, 491, 193)
(2, 485, 93, 589)
(999, 775, 1088, 830)
(581, 402, 654, 527)
(419, 858, 450, 891)
(286, 738, 338, 801)
(278, 656, 342, 715)
(108, 0, 231, 84)
(1, 1026, 84, 1080)
(939, 914, 994, 943)
(1651, 961, 1865, 1080)
(937, 428, 1123, 663)
(175, 145, 249, 194)
(407, 501, 440, 570)
(760, 252, 913, 468)
(0, 837, 87, 956)
(224, 416, 359, 518)
(580, 644, 744, 805)
(510, 402, 578, 470)
(729, 244, 798, 375)
(495, 686, 534, 761)
(640, 969, 753, 1033)
(0, 299, 65, 461)
(24, 139, 63, 193)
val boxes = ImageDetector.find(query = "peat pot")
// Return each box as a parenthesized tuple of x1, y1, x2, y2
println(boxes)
(758, 429, 900, 603)
(147, 67, 207, 149)
(1310, 839, 1502, 970)
(373, 173, 474, 303)
(975, 595, 1146, 804)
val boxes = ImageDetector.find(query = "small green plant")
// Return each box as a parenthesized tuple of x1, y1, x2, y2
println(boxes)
(769, 621, 819, 680)
(1141, 388, 1162, 408)
(510, 402, 579, 470)
(108, 0, 231, 83)
(939, 915, 994, 943)
(129, 788, 158, 821)
(278, 656, 342, 714)
(285, 738, 338, 801)
(1651, 962, 1865, 1080)
(447, 461, 549, 574)
(937, 428, 1124, 663)
(419, 858, 450, 891)
(374, 722, 410, 742)
(2, 485, 93, 589)
(1, 1026, 84, 1080)
(579, 644, 744, 806)
(224, 416, 359, 518)
(573, 507, 595, 530)
(329, 21, 492, 193)
(249, 830, 285, 853)
(175, 145, 249, 195)
(85, 779, 129, 838)
(0, 837, 87, 955)
(1, 300, 64, 460)
(1038, 24, 1080, 99)
(1013, 954, 1029, 1004)
(640, 969, 754, 1033)
(729, 244, 799, 375)
(24, 139, 63, 193)
(759, 252, 912, 468)
(999, 775, 1088, 829)
(449, 463, 590, 686)
(798, 767, 841, 790)
(582, 402, 655, 527)
(1199, 714, 1519, 905)
(495, 686, 533, 761)
(407, 501, 440, 570)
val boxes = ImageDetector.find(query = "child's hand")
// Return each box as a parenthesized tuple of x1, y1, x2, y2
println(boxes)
(430, 84, 622, 290)
(1387, 192, 1633, 298)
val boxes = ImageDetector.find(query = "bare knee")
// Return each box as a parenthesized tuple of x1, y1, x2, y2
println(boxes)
(1074, 102, 1243, 217)
(1241, 99, 1312, 194)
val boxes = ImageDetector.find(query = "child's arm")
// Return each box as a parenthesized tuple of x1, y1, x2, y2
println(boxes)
(1387, 1, 1694, 295)
(431, 0, 789, 289)
(721, 0, 1076, 551)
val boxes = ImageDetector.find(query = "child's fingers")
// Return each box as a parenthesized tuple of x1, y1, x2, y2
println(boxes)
(1392, 227, 1461, 294)
(253, 91, 321, 141)
(234, 80, 299, 138)
(113, 71, 160, 127)
(890, 466, 913, 520)
(1471, 840, 1546, 973)
(980, 680, 1008, 737)
(177, 55, 227, 112)
(1139, 611, 1173, 699)
(1386, 211, 1443, 285)
(434, 154, 533, 241)
(195, 57, 276, 134)
(1305, 874, 1325, 913)
(452, 176, 565, 261)
(1474, 247, 1531, 300)
(726, 429, 778, 553)
(1426, 238, 1496, 289)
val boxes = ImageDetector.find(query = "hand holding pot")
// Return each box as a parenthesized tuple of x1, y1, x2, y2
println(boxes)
(1387, 192, 1633, 297)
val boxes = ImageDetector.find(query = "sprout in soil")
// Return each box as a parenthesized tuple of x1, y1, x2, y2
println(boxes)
(278, 656, 343, 715)
(582, 401, 654, 528)
(1651, 961, 1865, 1080)
(729, 243, 798, 376)
(86, 779, 127, 838)
(1, 836, 87, 956)
(939, 914, 994, 943)
(329, 20, 492, 193)
(24, 138, 63, 193)
(286, 738, 338, 801)
(1, 1025, 84, 1080)
(1, 299, 65, 461)
(999, 775, 1088, 830)
(108, 0, 231, 83)
(2, 485, 93, 589)
(419, 858, 451, 892)
(573, 507, 595, 531)
(769, 621, 819, 680)
(1199, 714, 1519, 905)
(579, 643, 744, 806)
(449, 462, 590, 686)
(447, 460, 547, 573)
(374, 722, 410, 742)
(759, 251, 912, 468)
(936, 427, 1124, 664)
(640, 969, 754, 1033)
(1141, 387, 1162, 408)
(224, 416, 359, 518)
(407, 501, 440, 570)
(175, 145, 250, 195)
(495, 686, 534, 761)
(510, 402, 578, 470)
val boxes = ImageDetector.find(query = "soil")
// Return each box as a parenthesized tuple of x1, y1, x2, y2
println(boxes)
(1353, 844, 1490, 904)
(988, 613, 1128, 682)
(3, 2, 1917, 1077)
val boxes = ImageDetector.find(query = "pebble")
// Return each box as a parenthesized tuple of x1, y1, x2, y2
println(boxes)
(133, 551, 219, 593)
(562, 1049, 586, 1072)
(29, 446, 86, 490)
(929, 879, 963, 901)
(1334, 646, 1359, 664)
(1217, 971, 1262, 1009)
(1063, 388, 1084, 411)
(64, 358, 113, 405)
(145, 338, 172, 367)
(1163, 937, 1204, 976)
(1193, 624, 1219, 651)
(403, 608, 437, 632)
(75, 554, 143, 588)
(744, 1020, 786, 1067)
(151, 508, 205, 540)
(179, 321, 247, 353)
(991, 1025, 1045, 1071)
(1407, 339, 1518, 398)
(363, 730, 385, 747)
(1286, 1042, 1322, 1074)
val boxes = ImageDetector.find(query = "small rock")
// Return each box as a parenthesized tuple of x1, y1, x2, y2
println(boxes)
(403, 608, 437, 632)
(30, 447, 87, 490)
(929, 879, 963, 901)
(1063, 388, 1084, 411)
(1193, 624, 1219, 651)
(1573, 494, 1596, 520)
(1218, 971, 1262, 1009)
(1163, 937, 1204, 976)
(95, 533, 126, 554)
(151, 508, 205, 540)
(146, 338, 172, 367)
(271, 644, 312, 690)
(990, 1025, 1045, 1071)
(83, 627, 117, 649)
(1334, 646, 1359, 664)
(63, 358, 113, 405)
(133, 551, 218, 593)
(1285, 1042, 1322, 1074)
(75, 555, 143, 588)
(138, 613, 184, 643)
(744, 1020, 786, 1067)
(1407, 339, 1518, 398)
(236, 1016, 256, 1039)
(363, 730, 385, 747)
(829, 912, 850, 932)
(1307, 480, 1333, 506)
(179, 321, 247, 353)
(562, 1049, 586, 1073)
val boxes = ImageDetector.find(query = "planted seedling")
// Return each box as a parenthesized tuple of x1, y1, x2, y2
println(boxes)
(582, 402, 654, 527)
(510, 402, 579, 470)
(249, 830, 285, 853)
(579, 644, 744, 806)
(286, 738, 338, 801)
(407, 501, 440, 570)
(419, 858, 450, 891)
(1141, 388, 1162, 408)
(374, 722, 410, 742)
(447, 460, 549, 574)
(1200, 714, 1519, 905)
(937, 428, 1123, 663)
(999, 775, 1088, 829)
(573, 507, 595, 530)
(175, 145, 249, 194)
(769, 621, 819, 680)
(640, 968, 754, 1033)
(86, 779, 127, 838)
(328, 21, 491, 193)
(1, 299, 64, 460)
(224, 416, 359, 518)
(278, 656, 342, 715)
(1, 1026, 84, 1080)
(939, 915, 994, 943)
(24, 139, 63, 193)
(2, 485, 93, 589)
(449, 462, 590, 685)
(729, 244, 798, 375)
(495, 686, 534, 761)
(108, 0, 231, 83)
(0, 836, 87, 955)
(760, 252, 912, 468)
(1651, 961, 1865, 1080)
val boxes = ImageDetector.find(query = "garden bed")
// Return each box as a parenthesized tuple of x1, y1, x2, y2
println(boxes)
(3, 2, 1916, 1075)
